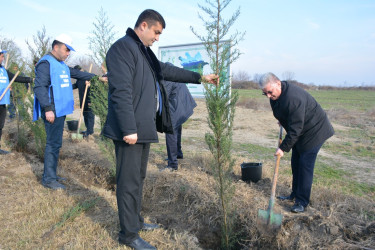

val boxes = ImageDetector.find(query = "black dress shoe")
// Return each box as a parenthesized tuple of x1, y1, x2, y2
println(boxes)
(120, 236, 156, 249)
(277, 195, 295, 201)
(142, 223, 160, 231)
(291, 202, 306, 213)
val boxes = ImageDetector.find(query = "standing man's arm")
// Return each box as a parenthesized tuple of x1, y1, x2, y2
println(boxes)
(107, 43, 138, 144)
(6, 70, 33, 84)
(34, 61, 55, 123)
(160, 62, 218, 85)
(69, 67, 95, 81)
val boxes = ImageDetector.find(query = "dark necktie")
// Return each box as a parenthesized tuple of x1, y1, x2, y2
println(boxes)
(143, 46, 162, 115)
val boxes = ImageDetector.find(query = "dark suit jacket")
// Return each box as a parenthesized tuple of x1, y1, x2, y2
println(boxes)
(163, 80, 196, 130)
(102, 28, 202, 143)
(270, 81, 334, 152)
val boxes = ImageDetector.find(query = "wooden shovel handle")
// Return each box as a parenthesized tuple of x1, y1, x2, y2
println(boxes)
(270, 154, 281, 201)
(76, 64, 93, 134)
(0, 71, 20, 101)
(4, 54, 9, 69)
(278, 125, 283, 147)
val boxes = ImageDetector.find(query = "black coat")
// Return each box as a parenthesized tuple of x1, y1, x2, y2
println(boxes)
(270, 81, 334, 153)
(102, 28, 201, 143)
(163, 80, 197, 130)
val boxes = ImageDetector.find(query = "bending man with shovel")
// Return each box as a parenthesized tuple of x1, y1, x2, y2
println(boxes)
(33, 34, 105, 190)
(259, 72, 334, 213)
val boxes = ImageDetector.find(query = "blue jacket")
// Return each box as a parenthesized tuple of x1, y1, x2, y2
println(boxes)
(163, 80, 196, 130)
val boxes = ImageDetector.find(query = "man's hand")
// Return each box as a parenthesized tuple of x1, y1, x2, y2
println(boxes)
(45, 110, 55, 124)
(99, 76, 108, 82)
(85, 80, 90, 87)
(123, 133, 138, 144)
(275, 148, 284, 157)
(202, 74, 219, 85)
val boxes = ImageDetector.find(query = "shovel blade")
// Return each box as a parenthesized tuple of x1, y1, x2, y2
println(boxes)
(257, 209, 283, 231)
(71, 133, 83, 140)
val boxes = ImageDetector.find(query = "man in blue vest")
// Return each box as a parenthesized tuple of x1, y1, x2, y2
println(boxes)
(0, 49, 33, 154)
(33, 34, 98, 190)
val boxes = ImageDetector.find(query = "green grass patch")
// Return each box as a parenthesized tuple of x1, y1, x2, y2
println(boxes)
(335, 128, 375, 142)
(314, 161, 375, 197)
(56, 198, 100, 228)
(308, 89, 375, 112)
(237, 89, 264, 101)
(236, 89, 375, 112)
(151, 142, 167, 155)
(322, 141, 375, 159)
(234, 143, 275, 159)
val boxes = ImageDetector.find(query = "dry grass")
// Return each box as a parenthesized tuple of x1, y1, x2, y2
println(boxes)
(1, 93, 374, 249)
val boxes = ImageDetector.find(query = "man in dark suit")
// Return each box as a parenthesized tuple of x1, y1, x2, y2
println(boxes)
(259, 72, 334, 213)
(163, 75, 197, 171)
(102, 9, 218, 249)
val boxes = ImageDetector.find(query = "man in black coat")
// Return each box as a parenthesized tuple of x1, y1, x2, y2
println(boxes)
(72, 65, 95, 139)
(102, 9, 218, 249)
(259, 72, 334, 213)
(163, 75, 197, 171)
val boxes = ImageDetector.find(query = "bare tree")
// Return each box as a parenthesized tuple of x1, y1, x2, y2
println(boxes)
(232, 70, 251, 82)
(282, 71, 295, 81)
(252, 73, 262, 84)
(0, 36, 23, 68)
(26, 26, 51, 62)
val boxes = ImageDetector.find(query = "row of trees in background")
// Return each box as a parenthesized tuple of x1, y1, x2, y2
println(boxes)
(232, 70, 375, 91)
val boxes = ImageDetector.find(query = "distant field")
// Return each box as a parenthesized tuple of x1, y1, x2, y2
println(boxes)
(237, 88, 375, 111)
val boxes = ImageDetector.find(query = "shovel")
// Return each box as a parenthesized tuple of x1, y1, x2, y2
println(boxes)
(257, 125, 283, 232)
(0, 71, 20, 101)
(71, 64, 92, 140)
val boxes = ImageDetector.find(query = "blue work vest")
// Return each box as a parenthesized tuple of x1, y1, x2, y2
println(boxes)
(0, 66, 10, 105)
(33, 55, 74, 121)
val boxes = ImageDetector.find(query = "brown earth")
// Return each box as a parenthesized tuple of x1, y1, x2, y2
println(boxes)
(0, 98, 374, 249)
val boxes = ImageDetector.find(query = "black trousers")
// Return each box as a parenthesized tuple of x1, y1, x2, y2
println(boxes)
(165, 125, 183, 168)
(114, 140, 150, 243)
(290, 143, 323, 207)
(0, 105, 7, 143)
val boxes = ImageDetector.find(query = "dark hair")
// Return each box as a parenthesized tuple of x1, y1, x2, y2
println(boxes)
(73, 65, 82, 70)
(33, 57, 40, 65)
(52, 40, 64, 49)
(135, 9, 165, 29)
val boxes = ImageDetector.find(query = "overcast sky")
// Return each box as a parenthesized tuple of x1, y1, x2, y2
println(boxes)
(2, 0, 375, 86)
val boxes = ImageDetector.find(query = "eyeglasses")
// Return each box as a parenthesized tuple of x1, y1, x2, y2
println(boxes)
(262, 90, 273, 96)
